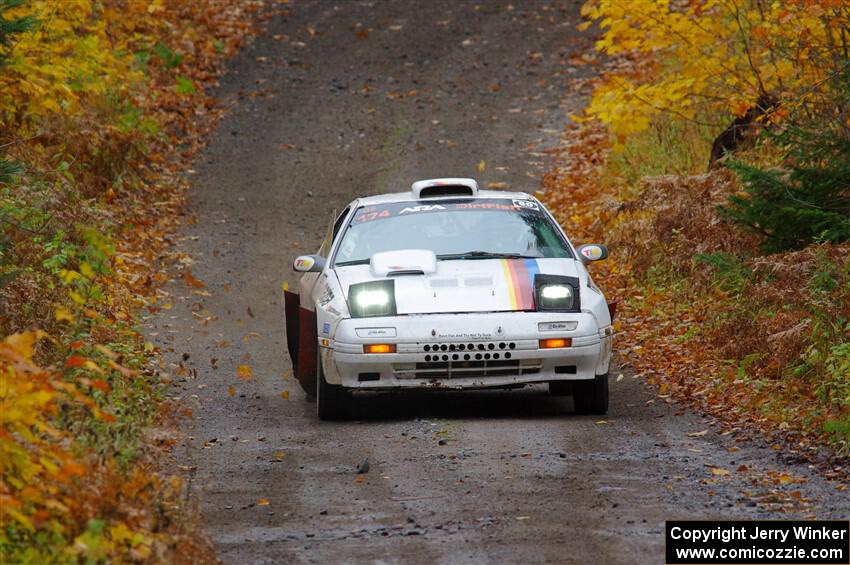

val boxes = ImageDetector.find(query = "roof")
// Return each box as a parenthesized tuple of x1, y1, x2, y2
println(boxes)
(355, 188, 535, 207)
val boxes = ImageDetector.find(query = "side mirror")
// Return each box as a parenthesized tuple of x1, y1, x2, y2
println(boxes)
(293, 255, 326, 273)
(576, 244, 608, 264)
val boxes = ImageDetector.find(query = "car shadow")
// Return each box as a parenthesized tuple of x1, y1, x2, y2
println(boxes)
(348, 385, 581, 421)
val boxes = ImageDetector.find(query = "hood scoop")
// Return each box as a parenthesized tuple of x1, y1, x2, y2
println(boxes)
(370, 249, 437, 278)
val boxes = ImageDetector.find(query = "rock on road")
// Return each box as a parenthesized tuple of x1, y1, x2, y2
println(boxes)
(147, 1, 849, 563)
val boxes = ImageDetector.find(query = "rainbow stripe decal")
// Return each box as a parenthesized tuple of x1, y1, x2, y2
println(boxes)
(500, 259, 540, 310)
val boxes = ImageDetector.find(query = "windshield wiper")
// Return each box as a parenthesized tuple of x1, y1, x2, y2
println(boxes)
(437, 251, 537, 261)
(337, 252, 538, 266)
(334, 259, 371, 267)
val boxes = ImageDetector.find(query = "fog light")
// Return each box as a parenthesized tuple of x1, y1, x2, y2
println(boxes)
(539, 338, 572, 349)
(363, 343, 396, 354)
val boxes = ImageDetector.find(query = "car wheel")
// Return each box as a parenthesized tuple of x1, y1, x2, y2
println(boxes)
(573, 373, 608, 415)
(548, 381, 573, 396)
(316, 352, 350, 420)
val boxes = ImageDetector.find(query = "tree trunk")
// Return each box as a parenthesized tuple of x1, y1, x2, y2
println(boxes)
(709, 94, 776, 169)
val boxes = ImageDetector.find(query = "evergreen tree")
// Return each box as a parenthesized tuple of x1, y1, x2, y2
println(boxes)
(0, 0, 34, 65)
(0, 0, 33, 181)
(721, 72, 850, 253)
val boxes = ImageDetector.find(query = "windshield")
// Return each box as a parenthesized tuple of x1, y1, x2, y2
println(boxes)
(333, 198, 572, 266)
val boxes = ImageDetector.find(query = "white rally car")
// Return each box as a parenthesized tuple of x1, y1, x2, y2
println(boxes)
(284, 178, 614, 419)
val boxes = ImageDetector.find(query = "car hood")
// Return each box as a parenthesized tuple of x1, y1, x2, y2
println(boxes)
(334, 258, 581, 314)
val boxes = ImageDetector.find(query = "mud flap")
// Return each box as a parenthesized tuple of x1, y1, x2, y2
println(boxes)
(283, 290, 301, 373)
(297, 307, 318, 396)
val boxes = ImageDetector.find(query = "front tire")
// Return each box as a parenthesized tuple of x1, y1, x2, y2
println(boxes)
(573, 373, 608, 415)
(316, 352, 350, 420)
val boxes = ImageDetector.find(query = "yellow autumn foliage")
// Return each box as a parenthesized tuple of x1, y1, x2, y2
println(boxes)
(580, 0, 850, 142)
(0, 0, 159, 130)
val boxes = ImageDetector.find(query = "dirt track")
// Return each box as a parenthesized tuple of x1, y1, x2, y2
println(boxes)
(146, 1, 849, 563)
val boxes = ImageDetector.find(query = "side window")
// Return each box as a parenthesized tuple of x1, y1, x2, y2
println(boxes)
(319, 207, 350, 257)
(332, 207, 350, 241)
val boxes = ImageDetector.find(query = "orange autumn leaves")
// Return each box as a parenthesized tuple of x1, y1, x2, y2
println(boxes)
(237, 364, 254, 380)
(1, 0, 267, 560)
(234, 364, 291, 400)
(1, 333, 100, 542)
(546, 2, 850, 460)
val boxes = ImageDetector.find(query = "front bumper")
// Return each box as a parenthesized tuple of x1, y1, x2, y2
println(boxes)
(319, 312, 612, 389)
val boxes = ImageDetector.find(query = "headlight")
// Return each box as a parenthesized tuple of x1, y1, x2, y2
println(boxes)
(534, 275, 580, 312)
(540, 285, 572, 301)
(348, 280, 397, 318)
(357, 289, 389, 308)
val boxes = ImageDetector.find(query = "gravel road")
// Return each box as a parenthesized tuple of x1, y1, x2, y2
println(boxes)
(147, 1, 849, 563)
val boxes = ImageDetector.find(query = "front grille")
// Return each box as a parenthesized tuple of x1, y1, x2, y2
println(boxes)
(422, 341, 518, 362)
(425, 351, 512, 362)
(424, 341, 516, 352)
(393, 359, 542, 379)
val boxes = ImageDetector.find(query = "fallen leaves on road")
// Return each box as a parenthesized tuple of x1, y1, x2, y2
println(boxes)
(182, 270, 205, 289)
(237, 364, 253, 380)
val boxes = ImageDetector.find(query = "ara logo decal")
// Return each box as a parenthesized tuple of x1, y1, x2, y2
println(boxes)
(512, 199, 539, 210)
(399, 204, 446, 214)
